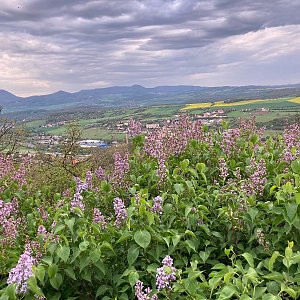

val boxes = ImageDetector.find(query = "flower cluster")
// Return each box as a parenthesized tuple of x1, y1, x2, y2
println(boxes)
(92, 208, 107, 229)
(218, 157, 229, 180)
(156, 255, 177, 290)
(282, 123, 300, 163)
(128, 118, 142, 137)
(220, 128, 241, 157)
(239, 117, 265, 137)
(242, 158, 267, 196)
(0, 154, 31, 188)
(152, 196, 163, 214)
(109, 152, 129, 187)
(144, 115, 206, 179)
(7, 244, 37, 294)
(113, 197, 127, 228)
(95, 166, 105, 180)
(70, 174, 92, 213)
(135, 280, 158, 300)
(0, 198, 20, 246)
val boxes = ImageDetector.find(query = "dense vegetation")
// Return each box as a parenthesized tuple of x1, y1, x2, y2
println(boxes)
(0, 116, 300, 299)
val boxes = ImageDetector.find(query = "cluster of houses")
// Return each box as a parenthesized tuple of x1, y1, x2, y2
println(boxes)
(40, 121, 68, 128)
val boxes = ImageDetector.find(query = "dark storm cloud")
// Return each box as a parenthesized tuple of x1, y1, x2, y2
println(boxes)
(0, 0, 299, 95)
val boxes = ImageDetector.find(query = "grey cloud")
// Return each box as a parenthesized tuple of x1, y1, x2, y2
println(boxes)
(0, 0, 299, 95)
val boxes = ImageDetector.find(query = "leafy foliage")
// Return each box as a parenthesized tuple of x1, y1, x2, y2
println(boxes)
(0, 117, 300, 299)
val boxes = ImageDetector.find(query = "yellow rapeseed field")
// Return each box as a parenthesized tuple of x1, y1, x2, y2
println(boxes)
(288, 97, 300, 104)
(182, 99, 269, 110)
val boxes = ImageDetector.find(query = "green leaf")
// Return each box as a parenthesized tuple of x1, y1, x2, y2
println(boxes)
(268, 251, 280, 271)
(56, 245, 70, 263)
(196, 163, 206, 173)
(128, 271, 139, 287)
(79, 241, 89, 251)
(285, 202, 298, 224)
(65, 267, 76, 280)
(180, 159, 189, 170)
(174, 183, 184, 195)
(218, 286, 237, 299)
(242, 252, 254, 268)
(48, 264, 58, 278)
(100, 241, 115, 253)
(5, 284, 16, 300)
(134, 230, 151, 249)
(27, 277, 44, 296)
(291, 159, 300, 174)
(247, 208, 258, 222)
(65, 218, 75, 234)
(127, 245, 139, 265)
(96, 285, 111, 298)
(35, 265, 45, 283)
(50, 273, 63, 290)
(42, 256, 53, 265)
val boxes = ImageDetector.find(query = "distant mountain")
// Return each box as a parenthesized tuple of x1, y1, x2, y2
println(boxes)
(1, 84, 300, 113)
(0, 89, 21, 106)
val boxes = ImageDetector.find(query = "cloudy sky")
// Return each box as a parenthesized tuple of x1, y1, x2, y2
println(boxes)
(0, 0, 300, 96)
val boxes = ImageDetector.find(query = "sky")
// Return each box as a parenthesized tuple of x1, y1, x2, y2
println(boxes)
(0, 0, 300, 96)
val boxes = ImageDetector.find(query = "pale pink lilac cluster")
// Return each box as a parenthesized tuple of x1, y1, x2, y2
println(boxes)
(37, 207, 49, 222)
(85, 171, 93, 189)
(70, 175, 90, 212)
(0, 154, 31, 188)
(242, 158, 267, 196)
(95, 166, 105, 180)
(7, 244, 37, 294)
(128, 118, 142, 137)
(282, 123, 300, 163)
(152, 196, 163, 214)
(135, 280, 158, 300)
(113, 197, 127, 228)
(239, 117, 265, 137)
(218, 157, 229, 180)
(109, 152, 129, 187)
(144, 115, 206, 179)
(0, 198, 20, 246)
(92, 208, 107, 229)
(37, 225, 59, 245)
(156, 255, 177, 290)
(221, 128, 241, 157)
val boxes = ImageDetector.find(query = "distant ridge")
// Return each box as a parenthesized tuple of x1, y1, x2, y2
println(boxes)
(1, 84, 300, 113)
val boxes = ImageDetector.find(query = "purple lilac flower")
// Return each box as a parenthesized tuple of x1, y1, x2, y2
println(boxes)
(242, 158, 267, 196)
(70, 192, 85, 212)
(7, 244, 36, 294)
(156, 255, 177, 291)
(218, 157, 229, 180)
(128, 118, 142, 137)
(37, 225, 47, 235)
(152, 196, 163, 214)
(113, 198, 127, 228)
(282, 123, 300, 163)
(0, 199, 20, 245)
(92, 208, 107, 229)
(95, 166, 105, 180)
(135, 280, 158, 300)
(109, 152, 130, 187)
(85, 171, 93, 189)
(143, 115, 207, 180)
(37, 207, 49, 222)
(221, 128, 241, 157)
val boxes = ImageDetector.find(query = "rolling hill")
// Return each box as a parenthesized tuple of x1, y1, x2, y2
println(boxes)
(1, 84, 300, 113)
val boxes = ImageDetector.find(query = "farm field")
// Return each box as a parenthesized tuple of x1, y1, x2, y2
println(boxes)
(23, 97, 300, 144)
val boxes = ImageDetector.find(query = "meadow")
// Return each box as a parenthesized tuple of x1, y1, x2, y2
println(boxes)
(0, 116, 300, 299)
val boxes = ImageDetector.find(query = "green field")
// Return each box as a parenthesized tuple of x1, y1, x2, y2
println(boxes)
(24, 98, 300, 141)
